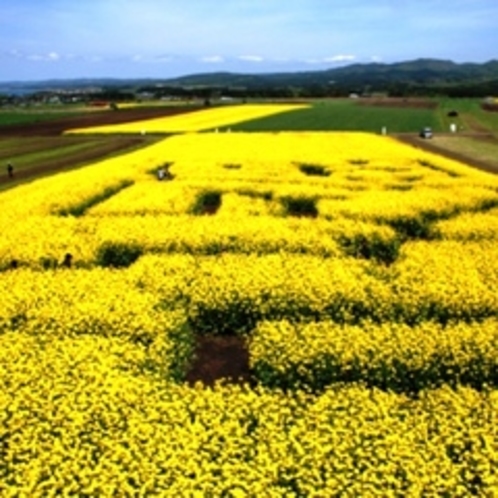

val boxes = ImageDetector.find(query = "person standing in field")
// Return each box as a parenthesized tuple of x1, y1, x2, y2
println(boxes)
(7, 162, 13, 178)
(61, 253, 73, 268)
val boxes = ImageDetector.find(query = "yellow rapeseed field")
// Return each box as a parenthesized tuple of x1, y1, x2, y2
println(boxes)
(66, 104, 309, 134)
(1, 131, 498, 495)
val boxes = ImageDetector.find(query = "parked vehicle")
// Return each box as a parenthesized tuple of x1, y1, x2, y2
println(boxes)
(419, 127, 433, 139)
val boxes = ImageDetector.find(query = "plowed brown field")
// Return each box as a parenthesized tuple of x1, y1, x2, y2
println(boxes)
(0, 105, 201, 137)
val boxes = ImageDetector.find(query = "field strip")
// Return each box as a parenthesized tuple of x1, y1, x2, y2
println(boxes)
(65, 104, 309, 134)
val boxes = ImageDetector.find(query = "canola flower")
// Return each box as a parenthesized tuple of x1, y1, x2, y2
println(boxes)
(2, 132, 496, 268)
(0, 131, 498, 494)
(390, 239, 498, 323)
(435, 206, 498, 240)
(1, 350, 498, 497)
(331, 184, 498, 224)
(249, 318, 498, 391)
(0, 267, 193, 380)
(4, 244, 497, 342)
(0, 213, 401, 268)
(66, 104, 309, 134)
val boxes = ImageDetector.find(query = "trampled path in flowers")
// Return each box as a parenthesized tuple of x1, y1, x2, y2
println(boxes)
(185, 335, 252, 387)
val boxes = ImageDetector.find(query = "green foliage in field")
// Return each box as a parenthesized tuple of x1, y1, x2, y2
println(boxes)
(96, 241, 144, 268)
(281, 195, 319, 218)
(338, 232, 401, 265)
(190, 189, 223, 215)
(477, 108, 498, 133)
(0, 109, 84, 126)
(436, 98, 498, 133)
(58, 179, 134, 217)
(297, 162, 331, 177)
(0, 138, 107, 172)
(231, 99, 440, 133)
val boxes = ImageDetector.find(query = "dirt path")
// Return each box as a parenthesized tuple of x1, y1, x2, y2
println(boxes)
(395, 133, 498, 175)
(460, 114, 490, 134)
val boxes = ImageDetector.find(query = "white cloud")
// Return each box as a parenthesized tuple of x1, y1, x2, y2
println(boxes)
(323, 55, 356, 63)
(27, 52, 61, 62)
(237, 55, 264, 62)
(200, 55, 224, 63)
(303, 55, 356, 65)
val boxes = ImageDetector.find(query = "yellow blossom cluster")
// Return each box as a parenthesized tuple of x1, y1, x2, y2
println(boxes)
(0, 267, 192, 380)
(1, 132, 496, 268)
(129, 246, 498, 331)
(328, 183, 497, 224)
(391, 240, 498, 322)
(435, 206, 498, 240)
(249, 318, 498, 391)
(2, 355, 498, 496)
(3, 244, 497, 340)
(0, 213, 403, 267)
(1, 130, 498, 494)
(129, 253, 385, 334)
(66, 104, 309, 134)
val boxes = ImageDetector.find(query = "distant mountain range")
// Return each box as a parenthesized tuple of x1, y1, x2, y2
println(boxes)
(160, 58, 498, 88)
(2, 58, 498, 98)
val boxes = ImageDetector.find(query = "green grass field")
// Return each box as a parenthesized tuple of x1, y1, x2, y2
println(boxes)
(229, 98, 498, 135)
(0, 106, 89, 126)
(431, 135, 498, 168)
(230, 99, 439, 133)
(436, 98, 498, 133)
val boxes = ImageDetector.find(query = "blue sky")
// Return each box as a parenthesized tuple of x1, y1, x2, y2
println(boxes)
(1, 0, 497, 82)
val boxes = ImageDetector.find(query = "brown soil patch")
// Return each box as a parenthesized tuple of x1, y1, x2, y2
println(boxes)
(185, 335, 253, 387)
(0, 106, 202, 137)
(482, 103, 498, 113)
(357, 98, 438, 109)
(395, 133, 498, 175)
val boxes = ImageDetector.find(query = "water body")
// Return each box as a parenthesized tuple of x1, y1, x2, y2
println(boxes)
(0, 86, 39, 96)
